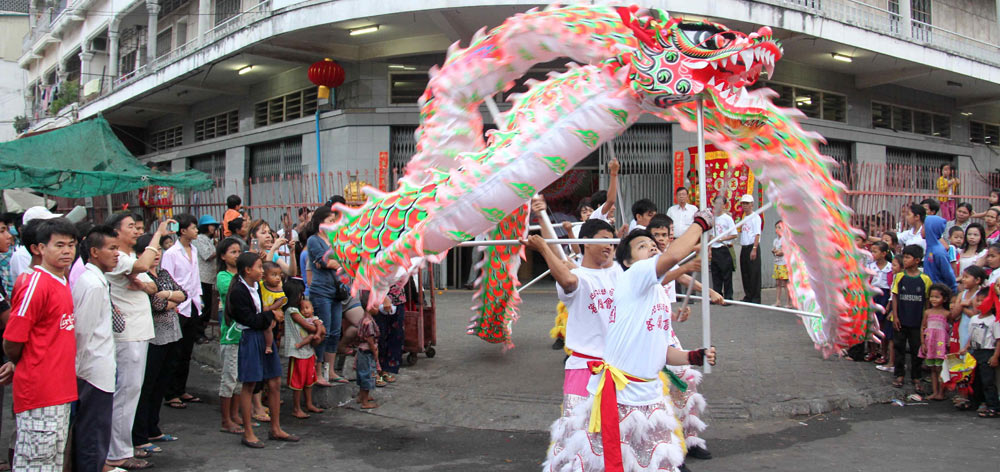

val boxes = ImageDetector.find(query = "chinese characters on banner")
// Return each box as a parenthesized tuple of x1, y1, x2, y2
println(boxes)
(378, 151, 390, 191)
(686, 145, 755, 219)
(672, 151, 685, 195)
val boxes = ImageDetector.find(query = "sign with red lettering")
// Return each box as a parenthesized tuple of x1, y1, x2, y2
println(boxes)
(378, 151, 389, 191)
(687, 144, 755, 219)
(672, 151, 685, 195)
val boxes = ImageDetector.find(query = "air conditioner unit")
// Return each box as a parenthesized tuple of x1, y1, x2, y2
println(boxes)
(90, 37, 107, 52)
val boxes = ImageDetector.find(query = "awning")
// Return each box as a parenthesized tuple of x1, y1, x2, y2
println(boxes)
(0, 116, 213, 198)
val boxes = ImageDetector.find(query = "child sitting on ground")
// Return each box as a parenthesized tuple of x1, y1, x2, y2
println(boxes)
(355, 292, 383, 409)
(260, 261, 287, 355)
(283, 288, 326, 419)
(919, 283, 952, 401)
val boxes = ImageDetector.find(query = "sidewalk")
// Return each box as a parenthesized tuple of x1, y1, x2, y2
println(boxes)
(191, 286, 898, 432)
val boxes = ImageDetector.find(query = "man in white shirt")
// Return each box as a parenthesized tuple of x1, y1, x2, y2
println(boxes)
(10, 206, 62, 280)
(547, 211, 716, 472)
(104, 212, 173, 470)
(587, 159, 620, 224)
(627, 198, 658, 233)
(898, 204, 926, 251)
(160, 214, 203, 408)
(709, 194, 738, 300)
(71, 225, 120, 472)
(666, 187, 698, 236)
(738, 194, 762, 304)
(523, 219, 620, 405)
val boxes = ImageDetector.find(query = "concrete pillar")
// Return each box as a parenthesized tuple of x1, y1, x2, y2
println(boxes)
(79, 47, 93, 84)
(224, 146, 247, 201)
(108, 21, 120, 81)
(197, 0, 211, 41)
(898, 0, 912, 38)
(146, 1, 161, 63)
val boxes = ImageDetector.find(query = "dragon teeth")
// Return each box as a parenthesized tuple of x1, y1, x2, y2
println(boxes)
(689, 61, 710, 69)
(740, 50, 754, 72)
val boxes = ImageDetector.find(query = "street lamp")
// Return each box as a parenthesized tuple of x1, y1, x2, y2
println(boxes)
(307, 58, 345, 202)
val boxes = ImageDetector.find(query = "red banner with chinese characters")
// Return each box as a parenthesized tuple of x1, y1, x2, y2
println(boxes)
(687, 144, 754, 219)
(138, 185, 174, 220)
(672, 151, 685, 195)
(378, 151, 389, 191)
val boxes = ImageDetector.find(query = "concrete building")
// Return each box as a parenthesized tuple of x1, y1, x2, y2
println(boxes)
(16, 0, 1000, 285)
(1, 1, 29, 142)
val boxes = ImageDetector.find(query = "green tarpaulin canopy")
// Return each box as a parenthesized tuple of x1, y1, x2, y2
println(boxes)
(0, 116, 213, 198)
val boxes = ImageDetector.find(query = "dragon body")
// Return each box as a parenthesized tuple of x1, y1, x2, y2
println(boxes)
(325, 4, 878, 353)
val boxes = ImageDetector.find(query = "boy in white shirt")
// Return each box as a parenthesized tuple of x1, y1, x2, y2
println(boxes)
(544, 210, 716, 472)
(522, 220, 619, 405)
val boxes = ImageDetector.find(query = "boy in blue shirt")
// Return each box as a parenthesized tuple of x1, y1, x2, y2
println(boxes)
(892, 244, 932, 392)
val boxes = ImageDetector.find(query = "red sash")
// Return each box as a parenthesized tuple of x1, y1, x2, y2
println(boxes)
(586, 360, 654, 472)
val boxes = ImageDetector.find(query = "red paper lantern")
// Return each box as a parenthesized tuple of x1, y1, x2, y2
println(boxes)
(308, 58, 344, 100)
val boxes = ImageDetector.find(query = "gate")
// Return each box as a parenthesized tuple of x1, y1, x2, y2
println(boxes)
(599, 124, 672, 221)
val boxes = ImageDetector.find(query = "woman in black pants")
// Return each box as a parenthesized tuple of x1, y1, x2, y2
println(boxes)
(132, 234, 187, 453)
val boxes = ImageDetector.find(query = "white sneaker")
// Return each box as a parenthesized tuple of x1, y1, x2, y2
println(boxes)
(876, 365, 894, 373)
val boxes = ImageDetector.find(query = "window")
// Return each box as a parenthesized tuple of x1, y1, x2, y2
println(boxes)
(188, 151, 226, 180)
(911, 0, 932, 41)
(871, 102, 949, 138)
(390, 72, 430, 105)
(253, 88, 318, 127)
(156, 28, 172, 58)
(215, 0, 241, 26)
(149, 126, 183, 151)
(120, 51, 137, 76)
(159, 0, 189, 17)
(760, 82, 845, 122)
(971, 121, 1000, 145)
(194, 110, 239, 141)
(249, 138, 302, 179)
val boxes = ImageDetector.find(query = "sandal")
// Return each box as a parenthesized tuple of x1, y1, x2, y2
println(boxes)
(252, 413, 271, 423)
(133, 448, 152, 459)
(135, 444, 161, 454)
(180, 394, 203, 403)
(375, 377, 387, 388)
(864, 352, 879, 362)
(892, 378, 904, 388)
(149, 434, 177, 442)
(978, 408, 999, 418)
(874, 356, 888, 365)
(111, 458, 153, 470)
(164, 400, 187, 409)
(381, 373, 397, 383)
(241, 438, 265, 449)
(329, 374, 349, 384)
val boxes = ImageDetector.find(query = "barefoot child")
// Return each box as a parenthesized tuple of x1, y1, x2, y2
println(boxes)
(216, 238, 244, 435)
(919, 283, 951, 400)
(355, 292, 381, 409)
(283, 288, 325, 419)
(259, 262, 287, 355)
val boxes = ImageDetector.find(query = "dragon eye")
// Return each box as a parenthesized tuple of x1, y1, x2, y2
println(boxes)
(677, 22, 731, 49)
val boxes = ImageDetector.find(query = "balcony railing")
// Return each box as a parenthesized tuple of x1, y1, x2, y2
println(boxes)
(761, 0, 1000, 67)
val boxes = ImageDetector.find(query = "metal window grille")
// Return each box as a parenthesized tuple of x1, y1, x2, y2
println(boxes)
(911, 0, 932, 42)
(248, 137, 304, 224)
(0, 0, 28, 13)
(600, 124, 672, 215)
(253, 88, 319, 127)
(871, 102, 949, 138)
(188, 151, 226, 180)
(149, 126, 183, 151)
(155, 28, 172, 58)
(215, 0, 241, 26)
(885, 147, 954, 191)
(388, 125, 418, 188)
(970, 122, 999, 145)
(194, 110, 239, 141)
(820, 140, 853, 185)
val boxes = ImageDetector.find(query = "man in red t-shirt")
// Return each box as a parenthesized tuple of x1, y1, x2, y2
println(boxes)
(3, 218, 78, 471)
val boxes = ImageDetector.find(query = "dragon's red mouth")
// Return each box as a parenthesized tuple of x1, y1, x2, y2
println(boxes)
(687, 41, 782, 120)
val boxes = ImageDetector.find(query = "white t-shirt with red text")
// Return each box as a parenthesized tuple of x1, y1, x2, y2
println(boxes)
(556, 265, 623, 370)
(590, 257, 677, 405)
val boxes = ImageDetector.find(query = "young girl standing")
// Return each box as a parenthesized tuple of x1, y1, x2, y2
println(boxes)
(919, 284, 952, 401)
(935, 163, 959, 221)
(771, 220, 790, 308)
(867, 242, 893, 364)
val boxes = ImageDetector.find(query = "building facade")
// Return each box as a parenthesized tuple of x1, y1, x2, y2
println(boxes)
(17, 0, 1000, 285)
(1, 1, 29, 142)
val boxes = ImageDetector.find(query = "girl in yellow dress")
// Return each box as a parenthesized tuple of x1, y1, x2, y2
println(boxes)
(937, 163, 960, 221)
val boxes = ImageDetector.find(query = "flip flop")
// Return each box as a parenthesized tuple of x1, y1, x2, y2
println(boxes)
(135, 444, 162, 454)
(252, 413, 271, 423)
(180, 395, 203, 403)
(268, 433, 301, 442)
(329, 375, 349, 384)
(163, 400, 186, 409)
(220, 427, 245, 435)
(133, 449, 152, 459)
(112, 457, 153, 470)
(241, 438, 266, 449)
(149, 434, 178, 442)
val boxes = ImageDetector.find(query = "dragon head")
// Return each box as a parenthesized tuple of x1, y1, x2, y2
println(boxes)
(617, 9, 782, 125)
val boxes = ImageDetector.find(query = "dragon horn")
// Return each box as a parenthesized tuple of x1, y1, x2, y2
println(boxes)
(615, 6, 661, 50)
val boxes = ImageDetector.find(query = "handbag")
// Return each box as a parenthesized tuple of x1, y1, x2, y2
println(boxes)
(111, 297, 126, 333)
(334, 281, 351, 302)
